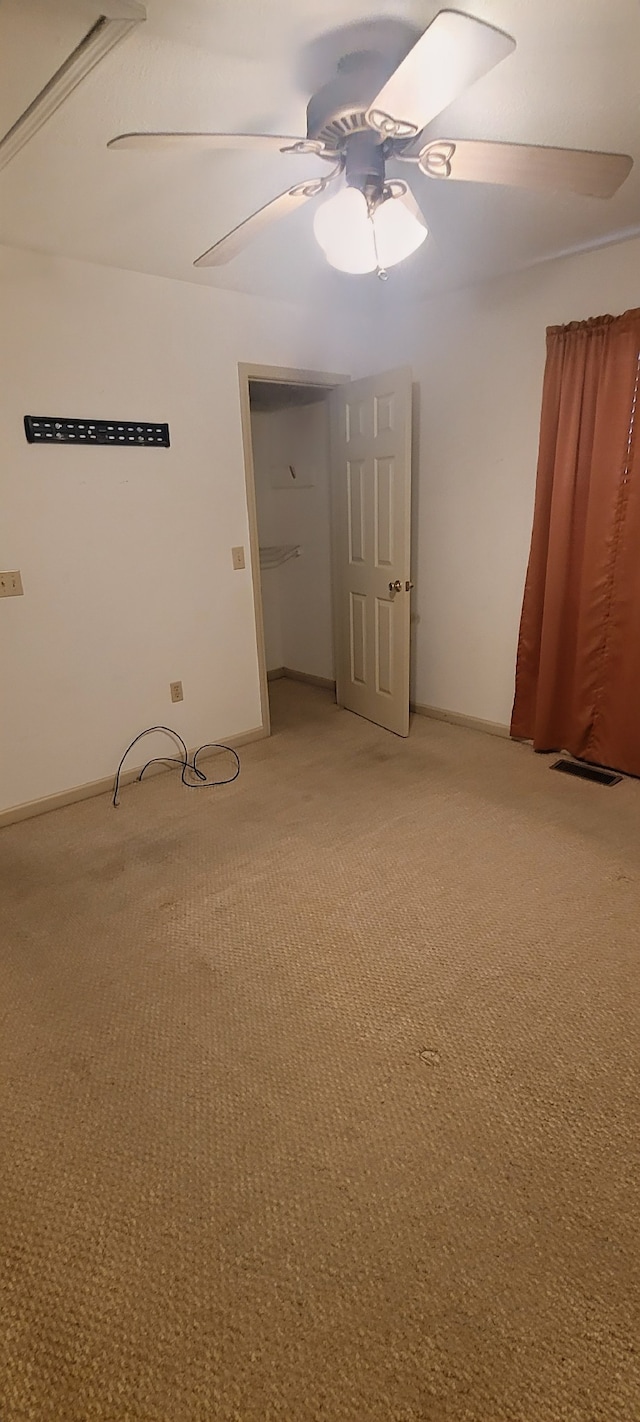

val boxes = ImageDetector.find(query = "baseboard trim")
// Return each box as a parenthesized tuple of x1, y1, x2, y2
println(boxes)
(411, 702, 510, 740)
(281, 668, 336, 691)
(267, 667, 285, 681)
(0, 725, 266, 829)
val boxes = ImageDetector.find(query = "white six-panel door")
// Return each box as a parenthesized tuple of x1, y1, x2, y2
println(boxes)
(330, 369, 413, 736)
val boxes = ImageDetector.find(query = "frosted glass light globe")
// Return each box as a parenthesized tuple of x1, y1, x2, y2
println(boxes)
(373, 192, 428, 268)
(313, 184, 428, 274)
(313, 186, 377, 274)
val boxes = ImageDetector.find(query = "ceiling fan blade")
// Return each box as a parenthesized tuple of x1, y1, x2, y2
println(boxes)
(366, 10, 515, 140)
(194, 178, 331, 267)
(415, 138, 633, 197)
(108, 132, 327, 156)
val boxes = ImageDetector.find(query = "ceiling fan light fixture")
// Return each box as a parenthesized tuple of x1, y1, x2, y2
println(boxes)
(373, 187, 428, 268)
(313, 183, 427, 275)
(313, 186, 377, 273)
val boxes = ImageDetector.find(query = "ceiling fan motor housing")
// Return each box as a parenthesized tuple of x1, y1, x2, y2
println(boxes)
(305, 50, 391, 151)
(344, 131, 386, 200)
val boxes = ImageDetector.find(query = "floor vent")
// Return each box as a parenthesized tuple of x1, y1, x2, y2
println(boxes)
(551, 758, 622, 786)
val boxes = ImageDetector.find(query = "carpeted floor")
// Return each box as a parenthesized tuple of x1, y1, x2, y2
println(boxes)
(1, 678, 639, 1422)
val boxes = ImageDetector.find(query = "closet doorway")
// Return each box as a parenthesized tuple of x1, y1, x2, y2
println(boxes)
(241, 367, 340, 732)
(239, 361, 415, 739)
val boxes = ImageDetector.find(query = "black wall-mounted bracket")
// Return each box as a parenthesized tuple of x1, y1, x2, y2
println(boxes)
(24, 416, 170, 447)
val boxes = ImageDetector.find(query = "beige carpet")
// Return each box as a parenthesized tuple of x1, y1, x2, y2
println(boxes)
(1, 679, 639, 1422)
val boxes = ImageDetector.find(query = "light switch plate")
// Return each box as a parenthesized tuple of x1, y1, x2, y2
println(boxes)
(0, 570, 23, 597)
(231, 546, 246, 570)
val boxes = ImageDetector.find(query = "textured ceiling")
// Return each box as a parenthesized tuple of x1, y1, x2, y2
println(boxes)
(1, 0, 640, 305)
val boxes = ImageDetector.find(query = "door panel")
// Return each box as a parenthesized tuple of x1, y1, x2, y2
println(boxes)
(375, 597, 394, 696)
(375, 457, 394, 567)
(347, 461, 366, 563)
(350, 592, 367, 685)
(331, 368, 412, 736)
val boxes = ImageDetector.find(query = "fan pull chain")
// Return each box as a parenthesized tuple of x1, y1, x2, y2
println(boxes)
(370, 216, 388, 281)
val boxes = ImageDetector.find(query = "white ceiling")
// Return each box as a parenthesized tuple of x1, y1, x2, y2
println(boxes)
(1, 0, 640, 305)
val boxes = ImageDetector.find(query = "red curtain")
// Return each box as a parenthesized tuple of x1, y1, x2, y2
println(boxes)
(511, 308, 640, 776)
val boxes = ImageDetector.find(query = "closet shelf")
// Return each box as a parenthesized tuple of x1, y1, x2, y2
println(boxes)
(259, 544, 301, 570)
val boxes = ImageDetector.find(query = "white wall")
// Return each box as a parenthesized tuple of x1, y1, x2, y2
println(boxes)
(251, 399, 334, 681)
(5, 234, 638, 814)
(375, 236, 640, 727)
(0, 246, 355, 814)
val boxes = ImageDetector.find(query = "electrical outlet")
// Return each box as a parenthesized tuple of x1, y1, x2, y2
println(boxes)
(0, 570, 23, 597)
(231, 546, 245, 571)
(170, 681, 183, 703)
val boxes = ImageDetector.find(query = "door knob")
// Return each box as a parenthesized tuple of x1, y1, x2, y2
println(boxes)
(389, 579, 403, 593)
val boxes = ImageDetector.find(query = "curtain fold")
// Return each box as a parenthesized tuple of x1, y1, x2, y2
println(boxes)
(511, 307, 640, 776)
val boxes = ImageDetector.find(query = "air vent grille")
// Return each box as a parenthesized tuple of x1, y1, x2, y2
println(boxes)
(551, 758, 622, 786)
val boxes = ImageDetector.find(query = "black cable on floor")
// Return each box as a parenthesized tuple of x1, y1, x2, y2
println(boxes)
(112, 725, 240, 807)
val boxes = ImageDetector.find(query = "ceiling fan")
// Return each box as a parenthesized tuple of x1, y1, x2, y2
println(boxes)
(108, 8, 633, 279)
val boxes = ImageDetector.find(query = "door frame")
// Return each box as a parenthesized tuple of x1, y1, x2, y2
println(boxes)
(238, 362, 350, 737)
